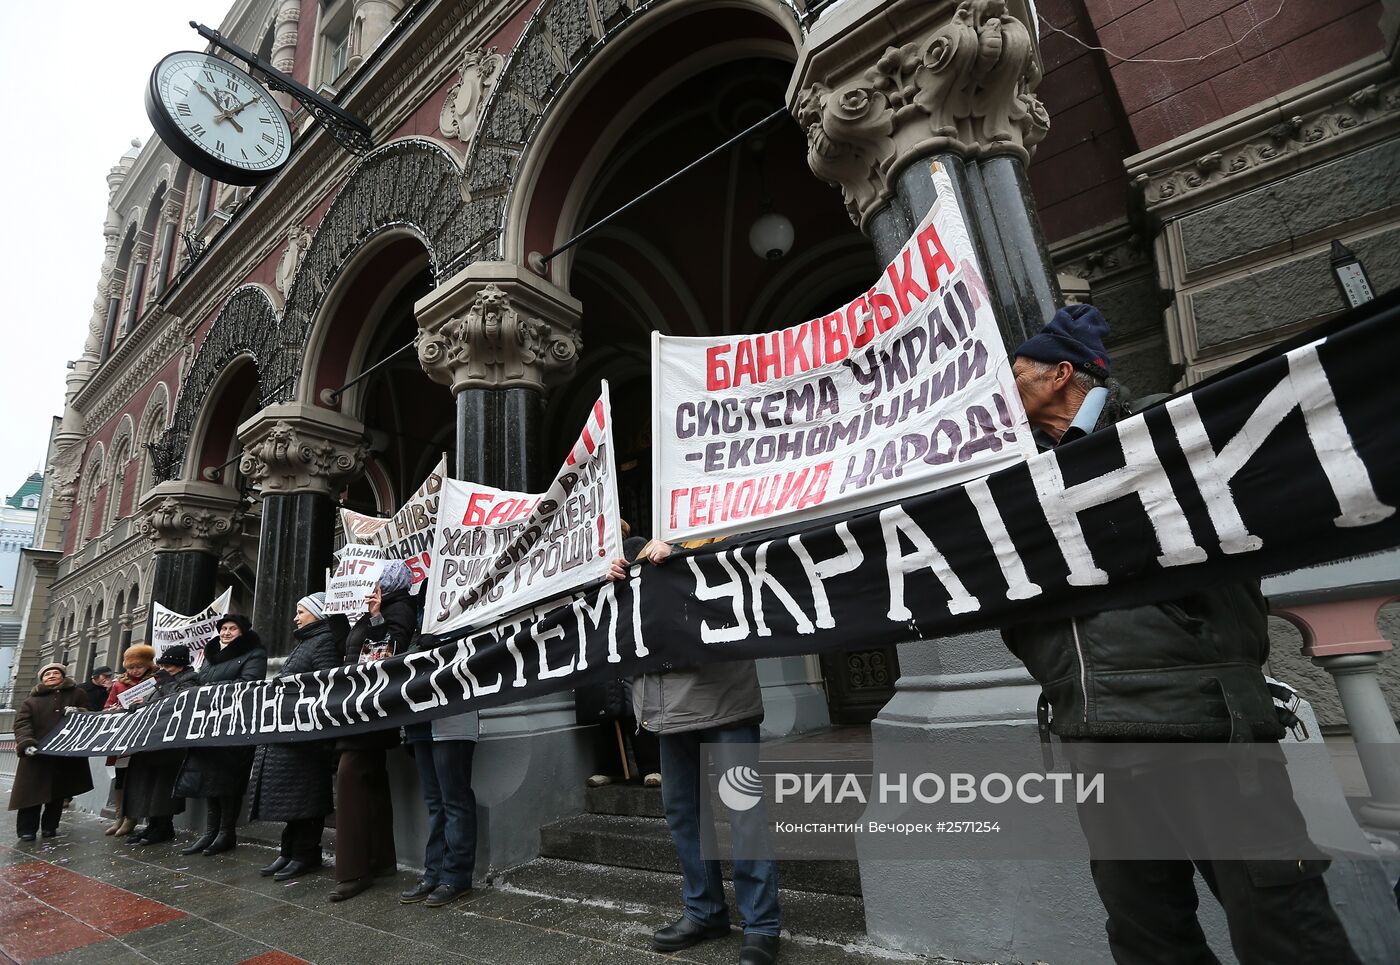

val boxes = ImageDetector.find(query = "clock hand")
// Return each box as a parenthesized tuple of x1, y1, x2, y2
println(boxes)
(190, 79, 226, 117)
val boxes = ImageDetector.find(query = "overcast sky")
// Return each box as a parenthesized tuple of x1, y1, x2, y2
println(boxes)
(0, 1, 232, 502)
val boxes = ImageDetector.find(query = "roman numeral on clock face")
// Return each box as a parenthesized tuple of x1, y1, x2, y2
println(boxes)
(215, 140, 225, 154)
(190, 123, 206, 137)
(262, 133, 275, 144)
(176, 103, 192, 116)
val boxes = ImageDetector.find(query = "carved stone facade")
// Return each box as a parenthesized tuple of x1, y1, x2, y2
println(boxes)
(236, 403, 368, 496)
(439, 47, 503, 147)
(415, 261, 582, 393)
(136, 481, 242, 554)
(790, 0, 1047, 229)
(274, 224, 315, 299)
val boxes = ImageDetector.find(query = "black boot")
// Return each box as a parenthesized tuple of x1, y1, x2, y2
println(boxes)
(181, 800, 220, 855)
(136, 816, 175, 845)
(203, 796, 239, 855)
(259, 855, 290, 877)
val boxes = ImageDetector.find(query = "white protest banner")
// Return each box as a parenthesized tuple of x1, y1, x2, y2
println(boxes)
(325, 543, 390, 616)
(651, 163, 1035, 542)
(151, 588, 233, 670)
(115, 676, 157, 709)
(424, 383, 622, 634)
(340, 455, 446, 592)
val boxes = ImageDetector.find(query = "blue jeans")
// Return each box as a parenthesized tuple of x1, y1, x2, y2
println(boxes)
(412, 738, 478, 889)
(658, 723, 781, 936)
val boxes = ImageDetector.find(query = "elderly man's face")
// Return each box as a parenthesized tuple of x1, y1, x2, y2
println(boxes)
(1012, 357, 1080, 440)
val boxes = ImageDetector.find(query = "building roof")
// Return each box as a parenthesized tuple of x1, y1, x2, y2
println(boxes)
(5, 472, 42, 509)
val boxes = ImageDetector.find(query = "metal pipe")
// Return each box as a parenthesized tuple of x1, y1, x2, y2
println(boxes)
(321, 339, 418, 404)
(536, 107, 789, 267)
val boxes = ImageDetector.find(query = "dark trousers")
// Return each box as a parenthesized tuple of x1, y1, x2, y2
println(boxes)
(280, 817, 323, 863)
(201, 795, 241, 832)
(1091, 859, 1361, 965)
(334, 748, 396, 882)
(17, 799, 63, 837)
(413, 739, 477, 889)
(590, 719, 662, 779)
(658, 724, 781, 936)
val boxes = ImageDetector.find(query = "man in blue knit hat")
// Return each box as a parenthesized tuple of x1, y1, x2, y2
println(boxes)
(1002, 305, 1361, 964)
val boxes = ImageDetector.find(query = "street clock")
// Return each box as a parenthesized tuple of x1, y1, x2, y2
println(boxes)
(146, 51, 293, 186)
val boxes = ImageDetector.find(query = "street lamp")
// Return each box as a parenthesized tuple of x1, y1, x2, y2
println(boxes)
(1330, 240, 1375, 309)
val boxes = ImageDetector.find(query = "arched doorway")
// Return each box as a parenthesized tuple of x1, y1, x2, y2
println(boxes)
(520, 14, 891, 727)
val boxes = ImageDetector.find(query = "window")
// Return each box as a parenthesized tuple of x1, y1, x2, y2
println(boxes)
(329, 28, 350, 80)
(22, 496, 37, 509)
(319, 0, 353, 86)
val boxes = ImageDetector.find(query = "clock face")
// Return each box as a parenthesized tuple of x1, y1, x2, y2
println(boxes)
(146, 52, 292, 186)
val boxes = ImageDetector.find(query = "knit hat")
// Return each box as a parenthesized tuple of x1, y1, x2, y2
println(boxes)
(297, 592, 327, 621)
(1013, 304, 1111, 378)
(91, 665, 114, 678)
(377, 560, 413, 595)
(37, 662, 67, 680)
(158, 644, 192, 667)
(123, 644, 156, 668)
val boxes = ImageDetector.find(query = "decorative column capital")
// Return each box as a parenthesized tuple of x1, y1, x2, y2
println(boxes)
(789, 0, 1048, 230)
(237, 403, 367, 496)
(137, 480, 243, 553)
(414, 260, 582, 395)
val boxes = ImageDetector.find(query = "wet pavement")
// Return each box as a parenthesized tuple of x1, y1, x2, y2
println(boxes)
(0, 810, 940, 965)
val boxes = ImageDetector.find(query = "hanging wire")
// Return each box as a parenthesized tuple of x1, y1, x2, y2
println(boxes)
(1039, 0, 1288, 66)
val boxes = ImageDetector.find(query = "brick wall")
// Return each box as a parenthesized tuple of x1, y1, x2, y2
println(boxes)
(1029, 0, 1140, 243)
(1083, 0, 1385, 150)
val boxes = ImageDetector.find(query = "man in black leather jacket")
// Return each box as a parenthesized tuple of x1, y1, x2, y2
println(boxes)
(1004, 305, 1359, 964)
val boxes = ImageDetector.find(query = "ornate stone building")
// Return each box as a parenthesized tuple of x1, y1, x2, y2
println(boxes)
(14, 0, 1400, 959)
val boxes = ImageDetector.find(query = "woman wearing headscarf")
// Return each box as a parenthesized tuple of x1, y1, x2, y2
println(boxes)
(124, 644, 200, 845)
(174, 614, 268, 856)
(328, 560, 415, 902)
(247, 592, 345, 881)
(10, 663, 92, 841)
(102, 644, 158, 837)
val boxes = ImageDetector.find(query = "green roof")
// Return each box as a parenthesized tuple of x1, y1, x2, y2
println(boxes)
(5, 472, 42, 509)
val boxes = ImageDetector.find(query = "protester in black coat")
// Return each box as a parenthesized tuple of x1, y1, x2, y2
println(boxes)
(124, 646, 200, 845)
(78, 666, 112, 710)
(329, 561, 416, 902)
(1003, 305, 1360, 965)
(9, 664, 92, 840)
(248, 593, 344, 881)
(174, 614, 267, 856)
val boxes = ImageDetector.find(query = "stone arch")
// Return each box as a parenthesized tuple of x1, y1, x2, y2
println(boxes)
(154, 286, 280, 481)
(77, 443, 106, 547)
(136, 382, 170, 497)
(106, 415, 137, 528)
(459, 0, 803, 269)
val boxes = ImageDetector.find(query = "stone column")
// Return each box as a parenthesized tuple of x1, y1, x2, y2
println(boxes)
(415, 260, 582, 491)
(138, 481, 243, 642)
(122, 242, 151, 336)
(789, 3, 1104, 961)
(238, 403, 367, 657)
(153, 198, 182, 299)
(414, 261, 597, 871)
(349, 0, 404, 71)
(270, 0, 301, 112)
(1274, 596, 1400, 830)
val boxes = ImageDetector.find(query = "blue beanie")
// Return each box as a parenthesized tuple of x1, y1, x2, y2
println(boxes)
(1013, 304, 1111, 378)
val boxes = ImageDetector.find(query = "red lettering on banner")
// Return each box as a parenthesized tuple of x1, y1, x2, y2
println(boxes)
(463, 493, 493, 525)
(706, 344, 732, 390)
(670, 488, 688, 529)
(886, 248, 929, 314)
(581, 424, 596, 453)
(756, 332, 781, 383)
(689, 487, 710, 527)
(822, 312, 849, 363)
(782, 325, 811, 377)
(733, 339, 757, 386)
(917, 222, 956, 290)
(868, 288, 899, 333)
(847, 296, 874, 349)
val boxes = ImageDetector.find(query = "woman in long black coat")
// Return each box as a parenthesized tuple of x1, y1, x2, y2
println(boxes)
(247, 593, 344, 881)
(328, 560, 416, 902)
(174, 614, 267, 856)
(9, 663, 92, 840)
(125, 645, 200, 845)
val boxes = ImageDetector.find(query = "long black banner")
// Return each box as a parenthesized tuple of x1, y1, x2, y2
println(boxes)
(40, 291, 1400, 756)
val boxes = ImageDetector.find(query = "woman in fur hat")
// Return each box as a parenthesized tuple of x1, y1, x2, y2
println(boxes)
(121, 643, 200, 845)
(102, 644, 157, 836)
(174, 614, 268, 856)
(9, 663, 92, 840)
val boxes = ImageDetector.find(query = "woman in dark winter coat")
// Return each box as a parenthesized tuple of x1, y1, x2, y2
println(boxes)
(174, 614, 268, 856)
(123, 645, 200, 845)
(247, 593, 344, 881)
(9, 664, 92, 840)
(328, 560, 415, 902)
